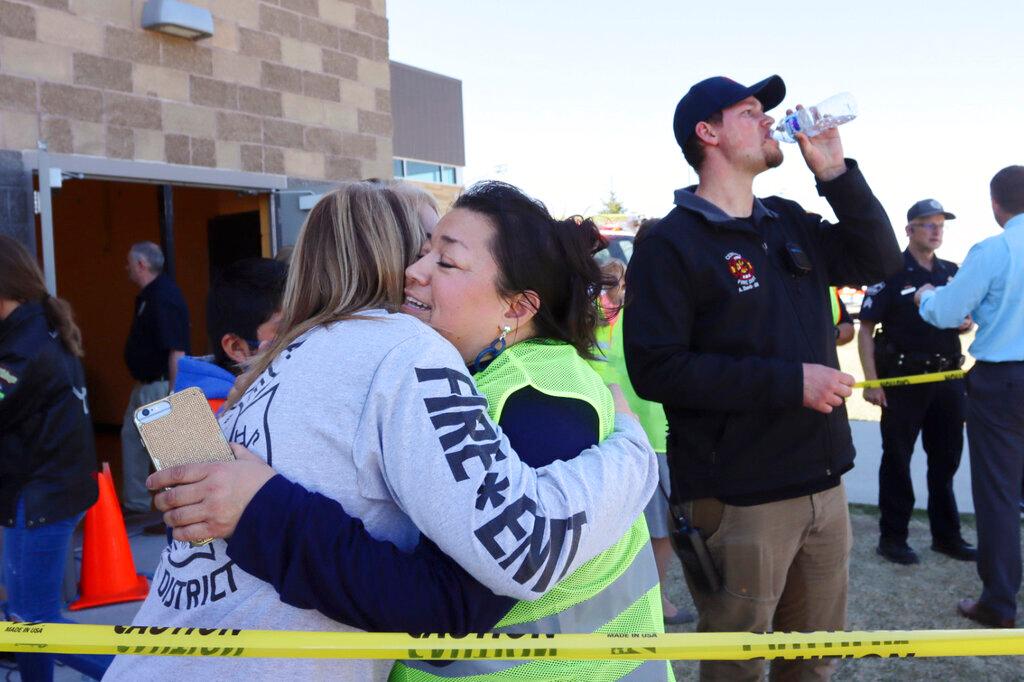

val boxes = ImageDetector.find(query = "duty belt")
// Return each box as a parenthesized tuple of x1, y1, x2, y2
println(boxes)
(890, 352, 965, 374)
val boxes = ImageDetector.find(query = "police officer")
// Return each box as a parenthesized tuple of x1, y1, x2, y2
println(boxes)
(858, 199, 975, 565)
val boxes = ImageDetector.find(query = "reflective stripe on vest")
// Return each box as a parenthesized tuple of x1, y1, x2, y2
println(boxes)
(391, 340, 669, 682)
(495, 537, 658, 634)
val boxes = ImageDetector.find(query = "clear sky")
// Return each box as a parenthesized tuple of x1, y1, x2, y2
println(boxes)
(387, 0, 1024, 262)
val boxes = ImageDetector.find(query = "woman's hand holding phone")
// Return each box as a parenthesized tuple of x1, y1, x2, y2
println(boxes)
(147, 443, 276, 543)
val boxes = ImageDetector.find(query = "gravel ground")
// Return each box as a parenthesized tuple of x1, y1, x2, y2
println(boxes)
(662, 507, 1024, 680)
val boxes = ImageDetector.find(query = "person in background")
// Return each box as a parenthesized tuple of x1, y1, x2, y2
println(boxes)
(121, 241, 189, 516)
(175, 258, 287, 413)
(387, 178, 442, 237)
(366, 176, 442, 239)
(915, 166, 1024, 628)
(834, 292, 855, 345)
(592, 219, 696, 627)
(625, 74, 901, 681)
(858, 199, 974, 565)
(0, 235, 105, 681)
(599, 258, 626, 326)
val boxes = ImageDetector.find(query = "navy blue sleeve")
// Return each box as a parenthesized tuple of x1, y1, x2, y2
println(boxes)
(226, 475, 514, 634)
(498, 387, 599, 466)
(224, 390, 598, 634)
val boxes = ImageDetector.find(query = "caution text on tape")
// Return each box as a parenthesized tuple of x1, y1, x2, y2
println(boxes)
(2, 622, 1023, 661)
(854, 370, 965, 389)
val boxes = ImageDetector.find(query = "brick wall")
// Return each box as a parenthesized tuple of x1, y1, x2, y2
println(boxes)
(0, 0, 392, 181)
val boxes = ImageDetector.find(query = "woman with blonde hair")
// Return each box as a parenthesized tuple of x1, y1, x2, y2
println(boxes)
(106, 181, 658, 681)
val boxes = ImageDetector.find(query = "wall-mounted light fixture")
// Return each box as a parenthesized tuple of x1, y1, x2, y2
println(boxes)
(141, 0, 214, 40)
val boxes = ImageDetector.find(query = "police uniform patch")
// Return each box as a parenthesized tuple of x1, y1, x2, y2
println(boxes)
(725, 252, 759, 293)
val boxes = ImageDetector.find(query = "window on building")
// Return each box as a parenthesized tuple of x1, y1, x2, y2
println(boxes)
(405, 161, 441, 183)
(393, 158, 460, 185)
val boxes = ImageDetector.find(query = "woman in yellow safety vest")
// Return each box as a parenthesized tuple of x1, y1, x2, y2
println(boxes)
(389, 181, 669, 681)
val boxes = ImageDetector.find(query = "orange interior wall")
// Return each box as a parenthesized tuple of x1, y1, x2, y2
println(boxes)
(52, 180, 160, 425)
(51, 180, 262, 426)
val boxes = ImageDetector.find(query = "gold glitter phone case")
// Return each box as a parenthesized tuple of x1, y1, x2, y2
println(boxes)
(134, 387, 234, 546)
(134, 386, 234, 471)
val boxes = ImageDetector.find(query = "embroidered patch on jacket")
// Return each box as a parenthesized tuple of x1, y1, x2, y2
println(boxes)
(725, 252, 759, 293)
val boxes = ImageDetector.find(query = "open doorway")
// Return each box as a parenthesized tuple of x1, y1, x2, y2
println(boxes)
(208, 211, 262, 282)
(47, 179, 270, 484)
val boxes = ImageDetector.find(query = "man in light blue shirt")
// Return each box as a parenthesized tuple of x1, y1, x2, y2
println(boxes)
(915, 165, 1024, 628)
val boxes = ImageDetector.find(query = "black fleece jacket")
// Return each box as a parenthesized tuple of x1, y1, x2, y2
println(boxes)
(0, 302, 97, 526)
(624, 160, 901, 503)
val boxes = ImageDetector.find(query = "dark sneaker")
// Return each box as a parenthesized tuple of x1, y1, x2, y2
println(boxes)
(876, 539, 920, 565)
(932, 539, 977, 561)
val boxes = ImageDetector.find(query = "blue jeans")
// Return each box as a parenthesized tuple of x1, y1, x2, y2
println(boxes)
(2, 498, 111, 681)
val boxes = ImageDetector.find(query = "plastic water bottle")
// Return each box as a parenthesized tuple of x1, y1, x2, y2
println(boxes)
(771, 92, 858, 143)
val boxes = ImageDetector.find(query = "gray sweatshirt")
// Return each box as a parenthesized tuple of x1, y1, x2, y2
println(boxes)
(103, 311, 658, 681)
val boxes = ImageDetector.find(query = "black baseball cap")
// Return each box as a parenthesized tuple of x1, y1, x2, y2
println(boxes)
(907, 199, 956, 222)
(673, 75, 787, 150)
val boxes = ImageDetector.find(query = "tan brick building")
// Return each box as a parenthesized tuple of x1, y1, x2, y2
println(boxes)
(0, 0, 393, 183)
(0, 2, 465, 442)
(0, 0, 436, 458)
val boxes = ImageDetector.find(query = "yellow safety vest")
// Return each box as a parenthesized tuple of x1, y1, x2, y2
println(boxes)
(391, 339, 671, 682)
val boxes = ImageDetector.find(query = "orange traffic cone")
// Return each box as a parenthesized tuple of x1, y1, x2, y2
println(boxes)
(69, 462, 150, 610)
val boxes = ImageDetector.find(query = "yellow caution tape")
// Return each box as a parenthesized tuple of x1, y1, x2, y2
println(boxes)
(855, 370, 965, 389)
(2, 622, 1023, 660)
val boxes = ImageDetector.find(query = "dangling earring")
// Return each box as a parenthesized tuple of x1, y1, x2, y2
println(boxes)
(473, 325, 512, 372)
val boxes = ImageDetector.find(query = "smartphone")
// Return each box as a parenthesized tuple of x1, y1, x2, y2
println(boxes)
(134, 387, 234, 547)
(134, 386, 234, 470)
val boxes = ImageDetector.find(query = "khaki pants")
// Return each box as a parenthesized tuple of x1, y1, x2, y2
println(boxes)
(120, 380, 169, 513)
(684, 483, 852, 682)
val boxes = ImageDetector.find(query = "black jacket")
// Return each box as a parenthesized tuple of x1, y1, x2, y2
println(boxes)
(624, 160, 901, 503)
(124, 273, 190, 383)
(0, 302, 98, 527)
